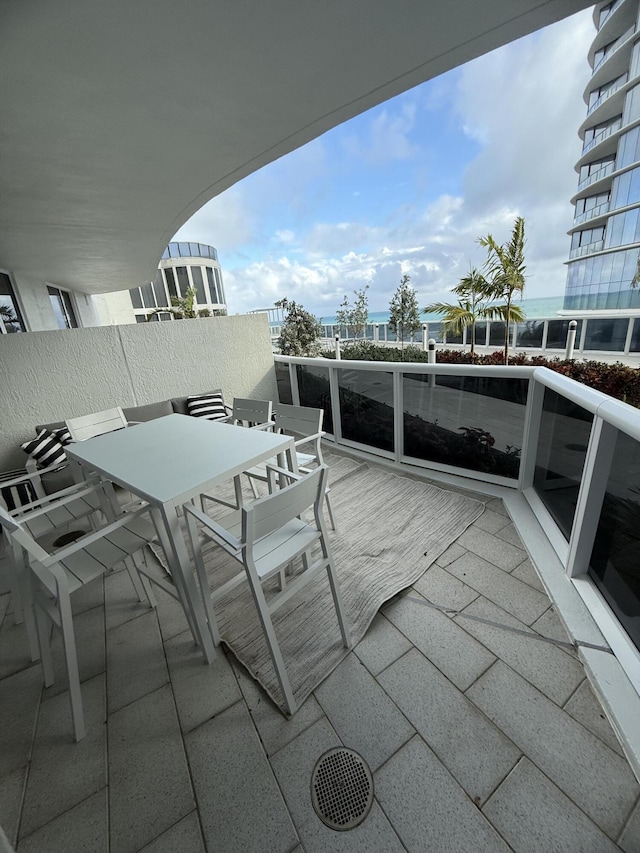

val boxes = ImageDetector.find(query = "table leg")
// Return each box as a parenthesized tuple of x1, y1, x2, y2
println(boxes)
(152, 504, 216, 664)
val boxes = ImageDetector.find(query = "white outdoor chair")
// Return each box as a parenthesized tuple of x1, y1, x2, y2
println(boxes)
(184, 463, 351, 715)
(65, 406, 130, 441)
(0, 467, 110, 658)
(243, 403, 337, 530)
(200, 397, 274, 512)
(0, 491, 159, 741)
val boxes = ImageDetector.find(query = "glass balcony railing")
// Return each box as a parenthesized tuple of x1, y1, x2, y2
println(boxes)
(569, 239, 605, 258)
(275, 353, 640, 666)
(573, 200, 610, 225)
(582, 119, 622, 155)
(577, 160, 616, 191)
(587, 74, 628, 117)
(592, 25, 635, 76)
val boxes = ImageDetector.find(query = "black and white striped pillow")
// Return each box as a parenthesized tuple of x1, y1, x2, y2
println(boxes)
(51, 426, 73, 446)
(0, 469, 38, 512)
(21, 430, 67, 468)
(187, 393, 228, 421)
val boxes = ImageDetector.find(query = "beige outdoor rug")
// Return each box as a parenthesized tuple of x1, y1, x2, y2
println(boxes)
(149, 456, 485, 714)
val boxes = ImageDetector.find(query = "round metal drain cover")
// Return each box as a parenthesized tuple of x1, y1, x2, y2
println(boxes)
(311, 747, 374, 831)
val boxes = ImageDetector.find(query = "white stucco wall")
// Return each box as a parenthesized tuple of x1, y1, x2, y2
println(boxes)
(0, 313, 278, 469)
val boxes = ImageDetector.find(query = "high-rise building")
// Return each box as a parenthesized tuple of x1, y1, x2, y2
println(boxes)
(129, 241, 227, 321)
(565, 0, 640, 311)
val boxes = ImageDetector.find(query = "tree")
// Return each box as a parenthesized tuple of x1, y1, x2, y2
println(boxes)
(276, 297, 322, 356)
(147, 285, 202, 320)
(478, 216, 527, 364)
(388, 274, 422, 351)
(335, 285, 369, 340)
(424, 267, 492, 361)
(0, 304, 22, 333)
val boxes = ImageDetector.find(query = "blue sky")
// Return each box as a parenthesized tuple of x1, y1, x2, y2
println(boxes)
(174, 8, 595, 318)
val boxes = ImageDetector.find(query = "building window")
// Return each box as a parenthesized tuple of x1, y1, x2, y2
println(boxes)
(47, 286, 78, 329)
(0, 272, 25, 333)
(176, 266, 190, 296)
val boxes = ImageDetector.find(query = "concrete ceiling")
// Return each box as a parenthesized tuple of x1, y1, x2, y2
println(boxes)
(1, 0, 594, 294)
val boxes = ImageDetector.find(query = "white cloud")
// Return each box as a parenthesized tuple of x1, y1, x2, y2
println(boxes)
(343, 102, 420, 164)
(183, 8, 596, 317)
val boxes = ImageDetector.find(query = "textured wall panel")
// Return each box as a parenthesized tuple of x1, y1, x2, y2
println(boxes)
(0, 314, 277, 469)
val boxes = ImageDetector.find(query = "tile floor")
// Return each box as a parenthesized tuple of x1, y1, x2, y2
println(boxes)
(1, 460, 640, 852)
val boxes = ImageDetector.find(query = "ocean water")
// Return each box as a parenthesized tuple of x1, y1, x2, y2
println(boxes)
(318, 295, 564, 325)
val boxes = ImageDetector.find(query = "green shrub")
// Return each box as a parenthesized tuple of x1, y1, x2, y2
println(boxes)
(321, 344, 640, 407)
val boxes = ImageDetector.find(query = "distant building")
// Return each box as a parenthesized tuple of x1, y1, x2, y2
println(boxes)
(565, 0, 640, 311)
(129, 241, 226, 321)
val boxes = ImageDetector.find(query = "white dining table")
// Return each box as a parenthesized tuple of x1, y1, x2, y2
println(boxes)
(66, 413, 297, 663)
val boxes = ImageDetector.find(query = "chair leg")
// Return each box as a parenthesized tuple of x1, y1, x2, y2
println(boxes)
(248, 582, 297, 715)
(34, 601, 55, 687)
(123, 555, 149, 603)
(185, 511, 222, 647)
(12, 543, 41, 661)
(325, 491, 337, 532)
(58, 592, 86, 741)
(247, 475, 260, 500)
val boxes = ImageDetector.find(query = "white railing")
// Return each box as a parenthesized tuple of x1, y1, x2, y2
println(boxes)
(587, 73, 628, 117)
(573, 200, 610, 225)
(592, 24, 636, 76)
(582, 119, 622, 155)
(569, 239, 605, 258)
(577, 160, 616, 191)
(274, 353, 640, 700)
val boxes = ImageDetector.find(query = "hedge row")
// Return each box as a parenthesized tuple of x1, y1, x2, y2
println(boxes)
(321, 341, 640, 408)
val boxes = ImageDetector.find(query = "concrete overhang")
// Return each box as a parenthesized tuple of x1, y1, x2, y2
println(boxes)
(1, 0, 593, 294)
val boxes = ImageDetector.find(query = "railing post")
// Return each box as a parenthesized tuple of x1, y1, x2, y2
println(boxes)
(565, 320, 577, 361)
(374, 323, 379, 344)
(335, 334, 341, 360)
(422, 324, 428, 351)
(428, 338, 436, 387)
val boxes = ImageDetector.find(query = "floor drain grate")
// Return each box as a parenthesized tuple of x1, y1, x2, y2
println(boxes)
(310, 747, 374, 831)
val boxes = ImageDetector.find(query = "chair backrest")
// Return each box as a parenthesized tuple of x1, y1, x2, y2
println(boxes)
(273, 404, 323, 439)
(244, 464, 327, 545)
(66, 407, 128, 441)
(232, 397, 273, 428)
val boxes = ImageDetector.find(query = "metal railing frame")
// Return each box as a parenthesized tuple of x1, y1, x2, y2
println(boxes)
(275, 353, 640, 691)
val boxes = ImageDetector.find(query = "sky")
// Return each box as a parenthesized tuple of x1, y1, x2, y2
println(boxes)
(173, 8, 596, 320)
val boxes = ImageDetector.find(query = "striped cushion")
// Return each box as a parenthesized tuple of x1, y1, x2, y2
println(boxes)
(187, 393, 228, 420)
(50, 426, 73, 446)
(0, 469, 38, 512)
(21, 430, 67, 468)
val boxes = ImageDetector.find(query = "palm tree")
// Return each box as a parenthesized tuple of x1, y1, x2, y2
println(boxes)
(478, 216, 527, 364)
(0, 304, 21, 333)
(425, 267, 491, 361)
(147, 286, 203, 320)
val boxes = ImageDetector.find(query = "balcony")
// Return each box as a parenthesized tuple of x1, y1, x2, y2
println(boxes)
(2, 447, 639, 851)
(569, 238, 605, 258)
(573, 199, 611, 225)
(576, 159, 616, 192)
(3, 327, 640, 850)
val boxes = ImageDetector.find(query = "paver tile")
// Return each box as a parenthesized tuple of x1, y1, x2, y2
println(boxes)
(186, 700, 298, 853)
(446, 551, 550, 625)
(457, 525, 526, 570)
(17, 789, 107, 853)
(379, 648, 520, 803)
(454, 596, 584, 705)
(383, 592, 495, 690)
(375, 736, 510, 852)
(564, 678, 624, 756)
(314, 654, 414, 771)
(412, 564, 479, 614)
(106, 610, 168, 713)
(354, 612, 412, 676)
(109, 684, 194, 853)
(20, 674, 106, 837)
(138, 811, 205, 853)
(468, 661, 639, 838)
(483, 757, 620, 852)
